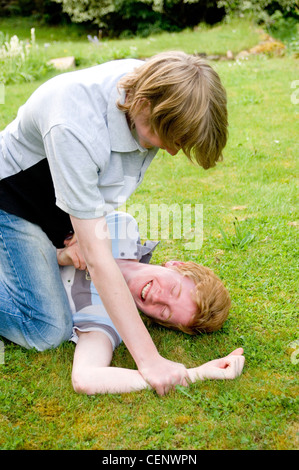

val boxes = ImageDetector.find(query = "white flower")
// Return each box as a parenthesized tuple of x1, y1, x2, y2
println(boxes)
(31, 28, 35, 44)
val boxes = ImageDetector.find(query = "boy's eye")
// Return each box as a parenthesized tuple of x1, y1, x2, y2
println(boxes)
(160, 306, 171, 320)
(171, 284, 177, 296)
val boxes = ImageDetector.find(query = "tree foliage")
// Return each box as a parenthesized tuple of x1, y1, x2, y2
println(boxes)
(217, 0, 298, 17)
(1, 1, 297, 37)
(52, 0, 115, 26)
(51, 0, 225, 35)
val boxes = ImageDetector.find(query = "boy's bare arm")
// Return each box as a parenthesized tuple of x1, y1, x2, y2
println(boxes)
(70, 215, 189, 395)
(72, 333, 245, 396)
(187, 348, 245, 382)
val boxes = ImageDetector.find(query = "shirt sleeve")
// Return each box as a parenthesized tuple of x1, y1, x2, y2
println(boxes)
(105, 211, 160, 262)
(43, 123, 111, 219)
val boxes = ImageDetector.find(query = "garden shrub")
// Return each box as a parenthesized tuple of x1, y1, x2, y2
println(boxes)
(0, 28, 52, 84)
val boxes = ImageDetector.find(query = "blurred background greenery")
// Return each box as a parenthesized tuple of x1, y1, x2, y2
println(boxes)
(0, 0, 298, 40)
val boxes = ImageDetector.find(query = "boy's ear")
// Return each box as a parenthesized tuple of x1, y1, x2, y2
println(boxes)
(164, 260, 185, 268)
(136, 98, 151, 114)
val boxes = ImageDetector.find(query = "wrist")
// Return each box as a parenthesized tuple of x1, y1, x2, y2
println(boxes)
(56, 248, 68, 266)
(136, 347, 161, 371)
(187, 365, 206, 383)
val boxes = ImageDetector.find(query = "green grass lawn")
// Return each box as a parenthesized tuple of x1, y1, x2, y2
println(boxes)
(0, 18, 298, 450)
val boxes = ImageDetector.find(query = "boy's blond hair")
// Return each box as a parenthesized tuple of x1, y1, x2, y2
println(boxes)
(157, 261, 231, 335)
(117, 51, 228, 169)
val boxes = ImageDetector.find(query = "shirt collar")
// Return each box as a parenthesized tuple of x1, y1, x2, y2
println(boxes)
(107, 87, 147, 154)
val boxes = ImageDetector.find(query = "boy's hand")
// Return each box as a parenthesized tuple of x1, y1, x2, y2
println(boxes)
(139, 355, 189, 396)
(57, 234, 87, 270)
(188, 348, 245, 382)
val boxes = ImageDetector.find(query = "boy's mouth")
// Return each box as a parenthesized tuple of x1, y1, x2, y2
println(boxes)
(141, 281, 152, 301)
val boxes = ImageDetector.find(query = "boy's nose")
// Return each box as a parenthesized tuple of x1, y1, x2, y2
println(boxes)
(164, 147, 178, 156)
(150, 285, 163, 303)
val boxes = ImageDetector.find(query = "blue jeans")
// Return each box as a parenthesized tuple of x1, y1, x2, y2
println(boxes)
(0, 210, 72, 351)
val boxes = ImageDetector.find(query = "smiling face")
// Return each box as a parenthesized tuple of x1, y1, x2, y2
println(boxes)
(116, 260, 197, 327)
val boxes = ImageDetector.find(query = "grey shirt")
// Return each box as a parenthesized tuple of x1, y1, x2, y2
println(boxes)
(0, 59, 158, 245)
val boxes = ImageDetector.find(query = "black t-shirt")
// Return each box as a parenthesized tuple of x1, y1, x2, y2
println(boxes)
(0, 159, 72, 247)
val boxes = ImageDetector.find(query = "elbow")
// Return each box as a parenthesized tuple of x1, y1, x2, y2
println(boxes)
(72, 369, 108, 395)
(72, 374, 89, 395)
(72, 371, 96, 395)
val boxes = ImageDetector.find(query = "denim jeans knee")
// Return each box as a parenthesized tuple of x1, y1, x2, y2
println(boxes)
(0, 210, 72, 351)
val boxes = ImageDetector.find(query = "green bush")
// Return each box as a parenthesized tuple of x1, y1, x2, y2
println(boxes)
(218, 1, 298, 43)
(264, 10, 298, 42)
(0, 0, 67, 24)
(52, 0, 225, 37)
(102, 1, 180, 38)
(0, 28, 52, 84)
(1, 1, 297, 39)
(217, 0, 298, 21)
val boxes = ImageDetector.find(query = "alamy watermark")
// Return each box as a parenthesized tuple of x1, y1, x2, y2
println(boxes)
(95, 202, 203, 251)
(128, 202, 203, 251)
(0, 83, 4, 104)
(290, 80, 299, 104)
